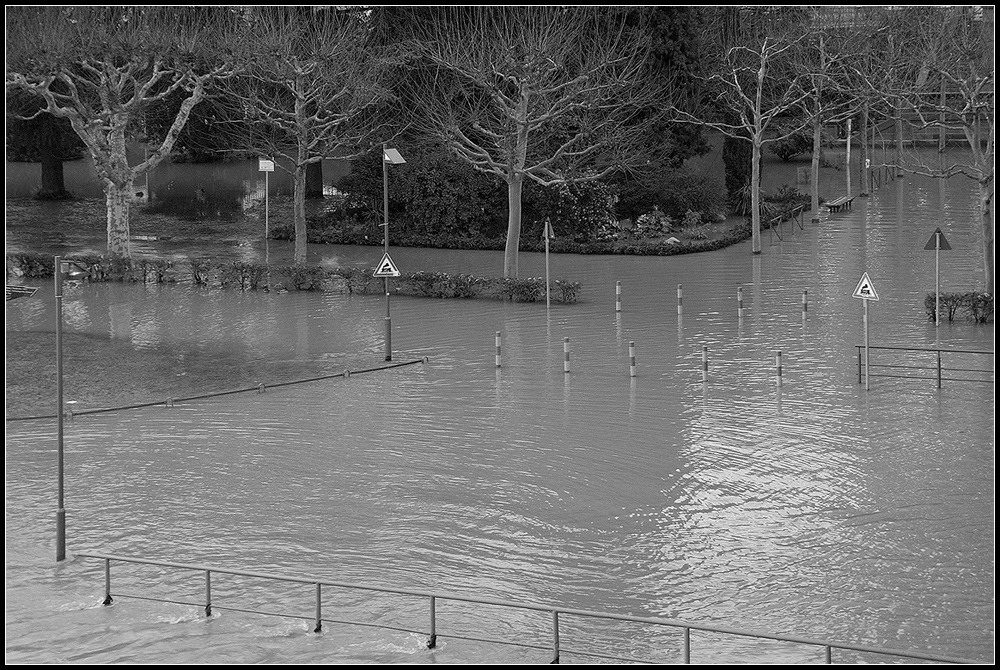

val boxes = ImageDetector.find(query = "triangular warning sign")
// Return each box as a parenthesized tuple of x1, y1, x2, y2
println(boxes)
(923, 227, 952, 250)
(373, 252, 401, 277)
(853, 272, 879, 301)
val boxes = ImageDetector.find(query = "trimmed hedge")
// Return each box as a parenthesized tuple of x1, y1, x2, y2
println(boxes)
(5, 252, 581, 304)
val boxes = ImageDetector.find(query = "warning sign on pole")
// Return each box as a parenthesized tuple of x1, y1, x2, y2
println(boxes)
(852, 272, 879, 301)
(373, 252, 401, 277)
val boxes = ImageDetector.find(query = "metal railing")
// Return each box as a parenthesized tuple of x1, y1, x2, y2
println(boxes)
(856, 345, 994, 388)
(5, 358, 428, 423)
(75, 553, 979, 665)
(767, 204, 807, 245)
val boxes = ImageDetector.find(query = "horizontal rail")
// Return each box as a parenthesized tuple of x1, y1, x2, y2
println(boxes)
(5, 358, 427, 423)
(856, 345, 993, 388)
(75, 552, 979, 665)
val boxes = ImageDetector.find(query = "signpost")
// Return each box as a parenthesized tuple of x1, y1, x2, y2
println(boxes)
(542, 219, 554, 309)
(853, 271, 880, 390)
(259, 158, 274, 242)
(922, 227, 952, 327)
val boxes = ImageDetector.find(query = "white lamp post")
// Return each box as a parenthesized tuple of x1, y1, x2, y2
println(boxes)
(382, 143, 405, 361)
(54, 255, 87, 562)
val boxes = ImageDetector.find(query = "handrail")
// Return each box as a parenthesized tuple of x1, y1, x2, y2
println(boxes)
(5, 358, 427, 423)
(74, 552, 980, 665)
(855, 345, 994, 387)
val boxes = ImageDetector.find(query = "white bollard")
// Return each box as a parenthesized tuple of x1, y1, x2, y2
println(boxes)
(775, 351, 783, 387)
(737, 286, 744, 319)
(629, 341, 636, 378)
(702, 345, 708, 382)
(616, 281, 622, 313)
(677, 284, 683, 316)
(802, 290, 808, 315)
(495, 331, 502, 368)
(563, 337, 570, 374)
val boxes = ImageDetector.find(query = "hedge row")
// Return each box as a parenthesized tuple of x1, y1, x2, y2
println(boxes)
(5, 252, 581, 304)
(924, 292, 994, 323)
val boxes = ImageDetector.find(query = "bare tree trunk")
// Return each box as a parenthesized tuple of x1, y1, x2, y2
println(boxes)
(751, 137, 762, 254)
(981, 180, 995, 294)
(894, 97, 904, 176)
(104, 182, 132, 257)
(860, 102, 870, 197)
(293, 164, 308, 264)
(810, 114, 821, 222)
(504, 176, 524, 278)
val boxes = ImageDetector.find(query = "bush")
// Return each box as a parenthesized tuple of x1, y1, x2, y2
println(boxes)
(924, 292, 994, 323)
(769, 132, 813, 162)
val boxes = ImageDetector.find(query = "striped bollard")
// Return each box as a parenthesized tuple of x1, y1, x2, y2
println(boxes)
(495, 331, 502, 368)
(702, 345, 708, 382)
(629, 341, 636, 378)
(677, 284, 683, 316)
(775, 350, 783, 387)
(563, 337, 570, 374)
(616, 281, 622, 313)
(737, 286, 744, 319)
(802, 290, 808, 315)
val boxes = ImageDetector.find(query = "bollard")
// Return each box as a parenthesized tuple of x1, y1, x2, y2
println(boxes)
(737, 286, 744, 319)
(257, 383, 266, 394)
(702, 345, 708, 382)
(563, 337, 570, 374)
(344, 369, 351, 378)
(775, 350, 783, 387)
(677, 284, 683, 316)
(495, 331, 502, 368)
(616, 281, 622, 313)
(802, 290, 808, 314)
(629, 341, 636, 378)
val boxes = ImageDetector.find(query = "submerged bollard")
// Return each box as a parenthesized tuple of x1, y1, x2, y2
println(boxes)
(677, 284, 683, 316)
(495, 331, 502, 368)
(629, 341, 636, 378)
(775, 351, 783, 387)
(702, 345, 708, 382)
(616, 281, 622, 313)
(737, 286, 744, 319)
(563, 337, 570, 373)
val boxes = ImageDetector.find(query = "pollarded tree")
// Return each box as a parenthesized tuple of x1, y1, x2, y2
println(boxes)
(212, 6, 409, 264)
(672, 7, 818, 254)
(4, 6, 238, 257)
(405, 6, 667, 278)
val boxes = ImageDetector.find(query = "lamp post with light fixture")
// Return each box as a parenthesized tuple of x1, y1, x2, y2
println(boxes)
(382, 143, 405, 361)
(54, 255, 87, 562)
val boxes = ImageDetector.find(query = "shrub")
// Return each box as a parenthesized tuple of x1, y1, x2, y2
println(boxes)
(924, 292, 994, 323)
(769, 132, 813, 161)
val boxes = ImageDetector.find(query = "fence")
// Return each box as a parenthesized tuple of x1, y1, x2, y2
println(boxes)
(75, 552, 978, 664)
(856, 345, 994, 388)
(767, 204, 807, 245)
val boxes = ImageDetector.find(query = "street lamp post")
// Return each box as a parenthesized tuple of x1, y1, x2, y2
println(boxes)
(382, 143, 405, 361)
(54, 255, 86, 562)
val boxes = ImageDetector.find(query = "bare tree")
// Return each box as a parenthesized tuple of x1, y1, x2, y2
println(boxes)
(407, 7, 665, 278)
(5, 6, 236, 257)
(214, 7, 407, 264)
(853, 6, 994, 294)
(672, 7, 817, 254)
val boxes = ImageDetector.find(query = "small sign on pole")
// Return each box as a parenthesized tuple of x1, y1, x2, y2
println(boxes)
(373, 252, 401, 277)
(258, 158, 275, 172)
(923, 227, 952, 328)
(853, 272, 879, 390)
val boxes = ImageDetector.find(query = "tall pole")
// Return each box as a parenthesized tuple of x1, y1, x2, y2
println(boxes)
(935, 231, 941, 328)
(864, 298, 870, 391)
(54, 256, 66, 562)
(382, 142, 391, 361)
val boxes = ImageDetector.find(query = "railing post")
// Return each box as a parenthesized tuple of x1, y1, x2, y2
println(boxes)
(936, 350, 942, 389)
(857, 347, 862, 385)
(427, 596, 437, 649)
(102, 557, 114, 605)
(313, 583, 322, 633)
(683, 627, 691, 663)
(825, 645, 833, 663)
(205, 570, 212, 617)
(551, 610, 560, 664)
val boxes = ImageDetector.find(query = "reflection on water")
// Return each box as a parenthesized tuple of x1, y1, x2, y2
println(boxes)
(4, 165, 994, 664)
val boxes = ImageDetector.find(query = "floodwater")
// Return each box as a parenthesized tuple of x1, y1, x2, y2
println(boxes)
(4, 161, 995, 663)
